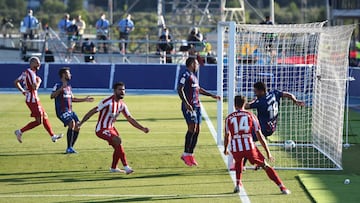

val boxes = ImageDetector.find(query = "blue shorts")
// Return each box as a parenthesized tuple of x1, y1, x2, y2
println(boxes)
(182, 105, 202, 124)
(57, 111, 79, 127)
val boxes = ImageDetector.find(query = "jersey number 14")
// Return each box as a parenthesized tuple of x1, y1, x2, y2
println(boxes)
(230, 116, 250, 134)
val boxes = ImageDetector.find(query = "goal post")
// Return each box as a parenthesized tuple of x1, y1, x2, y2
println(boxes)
(216, 22, 355, 170)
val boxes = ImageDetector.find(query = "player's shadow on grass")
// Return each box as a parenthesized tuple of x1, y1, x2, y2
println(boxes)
(0, 170, 128, 185)
(0, 151, 61, 157)
(84, 117, 184, 123)
(0, 170, 189, 186)
(57, 193, 238, 203)
(119, 117, 184, 122)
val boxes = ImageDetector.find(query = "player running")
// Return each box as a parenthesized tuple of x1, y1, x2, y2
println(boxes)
(51, 67, 94, 154)
(224, 95, 291, 194)
(79, 82, 149, 174)
(178, 57, 220, 166)
(13, 57, 63, 143)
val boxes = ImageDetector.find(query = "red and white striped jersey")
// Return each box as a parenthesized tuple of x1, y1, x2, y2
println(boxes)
(225, 110, 261, 153)
(17, 68, 39, 103)
(95, 95, 131, 132)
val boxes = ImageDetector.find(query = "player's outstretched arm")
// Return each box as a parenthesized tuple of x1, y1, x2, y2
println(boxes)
(282, 92, 305, 107)
(245, 98, 257, 109)
(78, 107, 98, 127)
(199, 87, 221, 100)
(14, 78, 26, 95)
(255, 130, 274, 162)
(73, 96, 94, 103)
(125, 115, 149, 133)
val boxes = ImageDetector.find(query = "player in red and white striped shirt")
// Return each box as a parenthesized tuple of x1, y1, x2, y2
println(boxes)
(13, 57, 63, 143)
(79, 82, 149, 174)
(224, 95, 290, 194)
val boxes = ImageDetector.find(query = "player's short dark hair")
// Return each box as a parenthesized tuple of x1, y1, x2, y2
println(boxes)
(254, 81, 267, 92)
(186, 57, 196, 68)
(58, 67, 70, 78)
(234, 95, 246, 108)
(29, 56, 40, 65)
(113, 82, 125, 90)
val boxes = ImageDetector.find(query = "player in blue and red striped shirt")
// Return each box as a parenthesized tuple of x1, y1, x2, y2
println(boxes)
(51, 67, 94, 154)
(177, 57, 220, 166)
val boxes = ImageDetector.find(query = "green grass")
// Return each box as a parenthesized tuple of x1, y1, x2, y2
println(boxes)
(347, 109, 360, 144)
(0, 94, 241, 203)
(298, 174, 360, 203)
(1, 93, 358, 203)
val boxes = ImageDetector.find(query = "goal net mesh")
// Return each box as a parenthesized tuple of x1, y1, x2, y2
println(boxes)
(216, 22, 355, 170)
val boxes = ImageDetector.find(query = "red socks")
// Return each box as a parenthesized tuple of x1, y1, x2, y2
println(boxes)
(20, 118, 54, 137)
(43, 118, 55, 136)
(21, 121, 41, 133)
(112, 144, 128, 169)
(235, 158, 244, 186)
(265, 166, 283, 186)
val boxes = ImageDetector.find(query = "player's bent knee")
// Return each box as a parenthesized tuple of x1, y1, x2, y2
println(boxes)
(68, 120, 74, 129)
(74, 126, 80, 132)
(187, 123, 196, 133)
(195, 124, 200, 133)
(35, 117, 42, 125)
(74, 123, 81, 132)
(261, 162, 270, 170)
(112, 136, 122, 146)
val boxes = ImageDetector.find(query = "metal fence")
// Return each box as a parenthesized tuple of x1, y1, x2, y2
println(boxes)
(0, 26, 218, 64)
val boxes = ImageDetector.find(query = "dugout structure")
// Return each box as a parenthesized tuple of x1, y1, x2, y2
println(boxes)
(216, 22, 355, 170)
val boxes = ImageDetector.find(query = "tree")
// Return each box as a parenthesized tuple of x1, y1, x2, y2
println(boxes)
(5, 0, 25, 12)
(42, 0, 66, 14)
(67, 0, 83, 13)
(0, 0, 26, 24)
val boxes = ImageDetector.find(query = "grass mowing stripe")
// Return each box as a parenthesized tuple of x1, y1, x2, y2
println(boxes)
(0, 194, 238, 198)
(200, 102, 251, 203)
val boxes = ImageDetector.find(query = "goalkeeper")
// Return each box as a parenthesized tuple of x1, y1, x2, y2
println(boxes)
(240, 81, 305, 169)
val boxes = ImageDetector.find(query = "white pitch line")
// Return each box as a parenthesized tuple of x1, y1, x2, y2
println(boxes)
(0, 194, 237, 198)
(200, 103, 251, 203)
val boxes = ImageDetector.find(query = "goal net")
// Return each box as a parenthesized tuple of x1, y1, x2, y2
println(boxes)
(216, 22, 355, 170)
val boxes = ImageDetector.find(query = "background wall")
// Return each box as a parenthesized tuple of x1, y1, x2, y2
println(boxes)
(0, 63, 358, 98)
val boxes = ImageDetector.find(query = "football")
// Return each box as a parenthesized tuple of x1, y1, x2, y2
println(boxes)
(284, 140, 296, 150)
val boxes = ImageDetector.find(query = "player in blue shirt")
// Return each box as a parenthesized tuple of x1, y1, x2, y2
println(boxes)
(51, 67, 94, 154)
(245, 81, 305, 140)
(177, 57, 220, 166)
(240, 81, 304, 169)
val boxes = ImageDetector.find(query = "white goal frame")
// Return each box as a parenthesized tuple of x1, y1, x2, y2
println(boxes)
(216, 21, 355, 170)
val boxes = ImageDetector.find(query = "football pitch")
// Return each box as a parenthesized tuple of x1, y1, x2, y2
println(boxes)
(0, 93, 359, 203)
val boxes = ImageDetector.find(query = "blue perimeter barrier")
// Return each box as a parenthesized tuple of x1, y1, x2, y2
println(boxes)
(0, 63, 359, 97)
